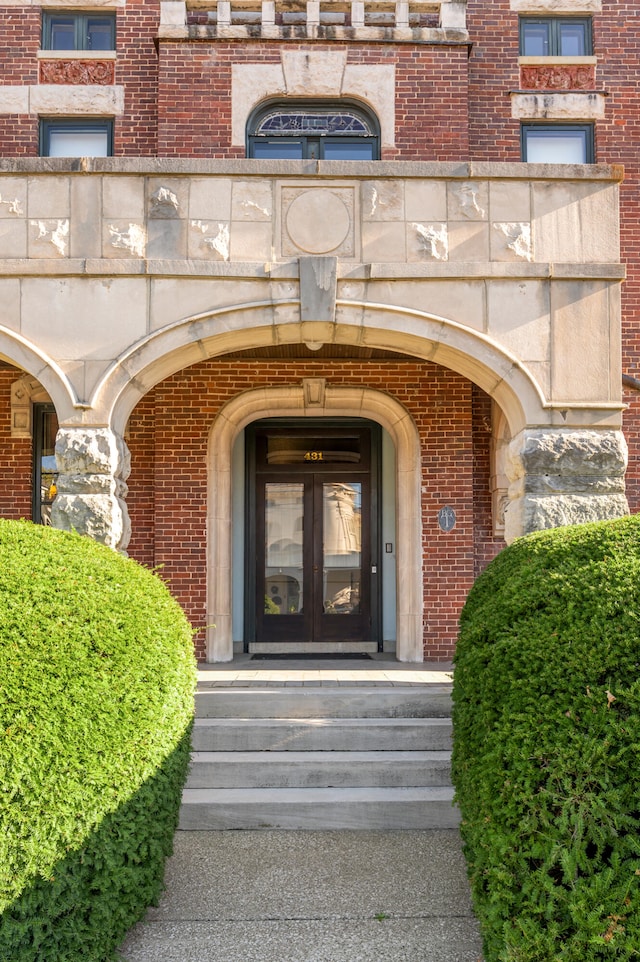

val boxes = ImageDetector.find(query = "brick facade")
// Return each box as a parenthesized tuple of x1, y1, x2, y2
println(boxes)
(0, 367, 33, 522)
(158, 41, 469, 159)
(121, 360, 497, 661)
(0, 0, 634, 660)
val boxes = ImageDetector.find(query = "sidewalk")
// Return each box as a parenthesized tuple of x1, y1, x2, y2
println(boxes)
(119, 829, 483, 962)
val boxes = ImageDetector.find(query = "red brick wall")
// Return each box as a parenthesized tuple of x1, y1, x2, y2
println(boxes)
(125, 359, 500, 661)
(0, 1, 159, 156)
(125, 389, 156, 567)
(472, 384, 504, 576)
(114, 0, 159, 155)
(157, 41, 470, 160)
(0, 368, 33, 521)
(465, 0, 639, 514)
(593, 4, 640, 514)
(0, 8, 40, 85)
(467, 0, 520, 162)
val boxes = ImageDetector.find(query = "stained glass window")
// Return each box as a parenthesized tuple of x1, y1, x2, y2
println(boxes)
(248, 101, 379, 160)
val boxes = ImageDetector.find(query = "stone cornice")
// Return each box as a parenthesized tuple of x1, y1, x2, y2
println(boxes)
(0, 158, 624, 182)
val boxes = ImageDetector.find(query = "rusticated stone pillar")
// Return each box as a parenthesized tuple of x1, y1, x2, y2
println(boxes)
(51, 427, 131, 552)
(504, 429, 629, 544)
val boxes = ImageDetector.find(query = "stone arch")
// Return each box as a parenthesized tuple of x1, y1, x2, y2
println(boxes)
(103, 304, 541, 440)
(231, 49, 395, 149)
(206, 383, 423, 663)
(0, 329, 84, 423)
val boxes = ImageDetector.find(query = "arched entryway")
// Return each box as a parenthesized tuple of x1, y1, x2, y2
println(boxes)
(207, 383, 423, 663)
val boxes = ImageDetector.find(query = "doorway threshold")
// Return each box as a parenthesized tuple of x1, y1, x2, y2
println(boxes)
(249, 642, 379, 655)
(251, 651, 372, 661)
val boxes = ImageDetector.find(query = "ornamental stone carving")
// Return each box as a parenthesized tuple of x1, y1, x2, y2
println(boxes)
(30, 219, 69, 257)
(282, 187, 354, 257)
(520, 64, 596, 91)
(39, 60, 115, 86)
(412, 222, 449, 260)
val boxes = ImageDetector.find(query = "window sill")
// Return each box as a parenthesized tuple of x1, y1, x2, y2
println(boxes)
(38, 50, 117, 60)
(518, 56, 597, 65)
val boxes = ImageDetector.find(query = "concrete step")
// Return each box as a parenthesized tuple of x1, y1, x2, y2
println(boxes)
(195, 685, 452, 719)
(179, 786, 460, 830)
(186, 749, 452, 789)
(191, 716, 453, 752)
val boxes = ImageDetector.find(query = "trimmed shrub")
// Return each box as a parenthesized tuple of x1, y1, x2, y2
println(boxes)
(452, 514, 640, 962)
(0, 520, 196, 961)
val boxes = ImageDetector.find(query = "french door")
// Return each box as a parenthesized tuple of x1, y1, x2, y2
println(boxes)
(246, 420, 380, 649)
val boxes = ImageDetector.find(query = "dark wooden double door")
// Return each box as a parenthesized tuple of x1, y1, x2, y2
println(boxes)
(246, 420, 380, 649)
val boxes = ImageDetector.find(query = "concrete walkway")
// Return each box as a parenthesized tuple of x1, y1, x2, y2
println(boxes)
(119, 830, 483, 962)
(120, 656, 483, 961)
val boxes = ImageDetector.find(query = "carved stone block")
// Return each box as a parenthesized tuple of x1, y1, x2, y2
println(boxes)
(39, 60, 115, 85)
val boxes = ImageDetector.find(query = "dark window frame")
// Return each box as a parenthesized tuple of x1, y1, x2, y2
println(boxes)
(32, 403, 58, 525)
(521, 123, 595, 164)
(42, 11, 116, 51)
(247, 100, 381, 160)
(519, 16, 593, 56)
(39, 118, 114, 157)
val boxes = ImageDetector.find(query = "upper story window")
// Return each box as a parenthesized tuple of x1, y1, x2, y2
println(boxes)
(519, 17, 592, 56)
(521, 123, 594, 164)
(247, 101, 380, 160)
(40, 119, 113, 157)
(42, 12, 116, 51)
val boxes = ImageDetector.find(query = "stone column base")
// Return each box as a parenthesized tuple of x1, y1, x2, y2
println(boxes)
(51, 427, 131, 553)
(504, 429, 629, 543)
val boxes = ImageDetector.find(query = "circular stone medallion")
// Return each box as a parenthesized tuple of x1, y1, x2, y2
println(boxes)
(285, 189, 351, 254)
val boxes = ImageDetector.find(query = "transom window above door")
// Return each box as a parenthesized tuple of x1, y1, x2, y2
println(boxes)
(247, 101, 380, 160)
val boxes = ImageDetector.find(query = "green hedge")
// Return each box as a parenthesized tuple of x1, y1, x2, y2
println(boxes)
(452, 515, 640, 962)
(0, 520, 196, 961)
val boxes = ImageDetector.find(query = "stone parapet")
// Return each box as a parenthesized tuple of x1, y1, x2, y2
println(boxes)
(160, 0, 469, 42)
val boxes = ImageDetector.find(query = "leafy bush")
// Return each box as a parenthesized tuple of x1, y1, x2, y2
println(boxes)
(452, 514, 640, 962)
(0, 520, 196, 961)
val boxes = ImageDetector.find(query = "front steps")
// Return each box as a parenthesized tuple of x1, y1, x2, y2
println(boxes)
(180, 671, 459, 830)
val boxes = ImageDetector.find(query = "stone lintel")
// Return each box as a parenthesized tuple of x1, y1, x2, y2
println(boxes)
(510, 0, 601, 10)
(511, 91, 606, 121)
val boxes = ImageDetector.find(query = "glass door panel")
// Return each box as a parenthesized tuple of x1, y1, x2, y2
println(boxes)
(249, 421, 379, 648)
(322, 482, 361, 615)
(264, 482, 304, 616)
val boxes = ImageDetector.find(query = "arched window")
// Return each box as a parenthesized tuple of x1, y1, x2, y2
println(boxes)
(247, 101, 380, 160)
